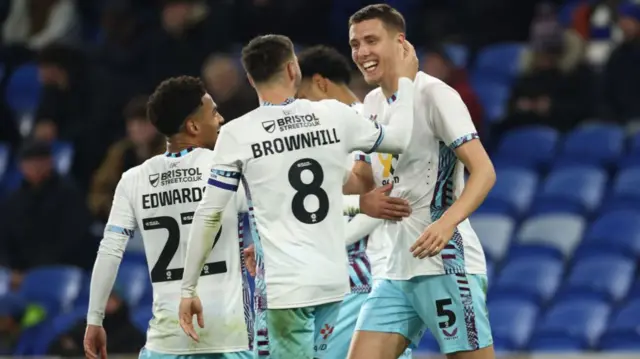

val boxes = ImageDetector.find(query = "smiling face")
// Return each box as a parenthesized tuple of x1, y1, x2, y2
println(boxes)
(349, 19, 400, 86)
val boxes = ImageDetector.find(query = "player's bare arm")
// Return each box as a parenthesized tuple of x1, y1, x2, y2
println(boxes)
(411, 139, 496, 258)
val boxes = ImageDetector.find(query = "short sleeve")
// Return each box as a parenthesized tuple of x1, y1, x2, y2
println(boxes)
(430, 85, 479, 149)
(328, 100, 383, 154)
(105, 173, 137, 237)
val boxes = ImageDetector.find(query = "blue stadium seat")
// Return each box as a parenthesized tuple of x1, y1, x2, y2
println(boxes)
(492, 126, 559, 170)
(599, 299, 640, 350)
(19, 266, 83, 314)
(492, 256, 562, 304)
(469, 80, 509, 122)
(51, 141, 74, 175)
(416, 331, 439, 353)
(513, 214, 585, 259)
(562, 254, 635, 302)
(532, 166, 606, 215)
(533, 299, 610, 349)
(116, 263, 150, 309)
(617, 133, 640, 169)
(470, 214, 514, 262)
(528, 335, 587, 352)
(473, 43, 524, 83)
(74, 273, 90, 309)
(607, 167, 640, 211)
(6, 63, 41, 115)
(489, 299, 538, 351)
(556, 125, 624, 168)
(0, 142, 9, 182)
(444, 44, 468, 68)
(486, 257, 494, 284)
(628, 278, 640, 299)
(579, 210, 640, 258)
(0, 266, 8, 296)
(33, 306, 86, 354)
(132, 305, 152, 333)
(477, 168, 537, 217)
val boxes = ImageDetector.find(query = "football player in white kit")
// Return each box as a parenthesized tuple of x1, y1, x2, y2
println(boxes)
(296, 45, 412, 359)
(179, 34, 418, 359)
(347, 4, 497, 359)
(83, 76, 253, 359)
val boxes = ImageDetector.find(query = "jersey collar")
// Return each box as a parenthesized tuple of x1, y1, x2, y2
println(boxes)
(386, 92, 398, 105)
(261, 97, 296, 106)
(165, 147, 195, 158)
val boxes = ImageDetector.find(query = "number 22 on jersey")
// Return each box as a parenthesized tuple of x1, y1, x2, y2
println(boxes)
(143, 212, 227, 283)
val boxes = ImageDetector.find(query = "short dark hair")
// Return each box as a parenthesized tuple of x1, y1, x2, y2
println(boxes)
(147, 76, 206, 137)
(297, 46, 352, 85)
(349, 4, 406, 33)
(123, 95, 149, 121)
(241, 34, 295, 84)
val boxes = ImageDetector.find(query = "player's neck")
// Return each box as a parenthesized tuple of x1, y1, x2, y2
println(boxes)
(257, 84, 296, 106)
(165, 136, 201, 154)
(380, 75, 400, 101)
(334, 85, 361, 106)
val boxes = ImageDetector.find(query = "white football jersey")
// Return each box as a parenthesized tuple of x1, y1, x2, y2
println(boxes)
(210, 97, 409, 309)
(109, 148, 252, 354)
(363, 72, 487, 279)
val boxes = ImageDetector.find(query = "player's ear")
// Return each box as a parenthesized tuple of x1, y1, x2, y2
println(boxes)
(312, 74, 328, 94)
(396, 32, 406, 44)
(246, 74, 256, 89)
(286, 61, 297, 82)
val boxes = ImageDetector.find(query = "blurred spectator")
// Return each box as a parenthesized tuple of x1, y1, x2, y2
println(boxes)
(201, 55, 257, 122)
(88, 96, 164, 221)
(422, 48, 484, 134)
(32, 44, 91, 143)
(47, 290, 144, 356)
(603, 1, 640, 122)
(496, 3, 595, 135)
(0, 294, 25, 354)
(92, 0, 147, 78)
(0, 140, 94, 286)
(145, 0, 230, 89)
(349, 71, 372, 102)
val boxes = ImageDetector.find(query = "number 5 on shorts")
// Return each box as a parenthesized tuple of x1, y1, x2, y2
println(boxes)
(435, 298, 456, 328)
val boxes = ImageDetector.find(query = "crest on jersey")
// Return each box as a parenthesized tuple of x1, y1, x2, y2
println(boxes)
(148, 173, 159, 187)
(262, 120, 276, 133)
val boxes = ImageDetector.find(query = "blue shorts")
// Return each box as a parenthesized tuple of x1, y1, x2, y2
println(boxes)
(139, 348, 253, 359)
(328, 292, 412, 359)
(356, 274, 492, 354)
(254, 301, 341, 359)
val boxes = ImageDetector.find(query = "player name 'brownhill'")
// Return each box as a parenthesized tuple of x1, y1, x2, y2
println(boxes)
(251, 128, 341, 158)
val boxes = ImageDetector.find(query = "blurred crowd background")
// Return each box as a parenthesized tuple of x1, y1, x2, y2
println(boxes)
(1, 0, 640, 356)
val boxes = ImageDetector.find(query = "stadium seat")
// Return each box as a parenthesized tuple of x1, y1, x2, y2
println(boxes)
(132, 305, 152, 333)
(628, 278, 640, 299)
(486, 258, 494, 285)
(531, 166, 606, 215)
(599, 299, 640, 350)
(444, 44, 468, 68)
(416, 331, 439, 353)
(6, 63, 41, 115)
(19, 266, 83, 314)
(512, 214, 585, 259)
(533, 298, 610, 349)
(0, 266, 9, 296)
(528, 335, 587, 352)
(0, 142, 9, 182)
(478, 168, 537, 217)
(33, 306, 86, 354)
(492, 126, 559, 170)
(491, 256, 563, 304)
(555, 124, 624, 168)
(74, 273, 90, 309)
(469, 80, 509, 122)
(51, 141, 75, 175)
(470, 214, 514, 262)
(116, 263, 150, 309)
(473, 43, 524, 83)
(607, 167, 640, 211)
(489, 299, 538, 350)
(579, 210, 640, 258)
(562, 254, 635, 302)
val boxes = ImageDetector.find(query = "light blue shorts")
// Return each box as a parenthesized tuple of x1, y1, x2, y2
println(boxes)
(254, 301, 341, 359)
(139, 348, 253, 359)
(327, 292, 412, 359)
(356, 274, 493, 354)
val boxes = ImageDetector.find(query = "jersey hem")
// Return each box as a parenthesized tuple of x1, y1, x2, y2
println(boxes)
(373, 269, 487, 281)
(266, 293, 346, 309)
(144, 343, 250, 354)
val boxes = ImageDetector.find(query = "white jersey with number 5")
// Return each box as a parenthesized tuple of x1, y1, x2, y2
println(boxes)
(209, 86, 414, 309)
(108, 148, 252, 354)
(363, 72, 486, 280)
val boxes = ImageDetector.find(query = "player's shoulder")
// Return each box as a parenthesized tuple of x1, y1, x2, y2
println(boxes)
(414, 71, 461, 101)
